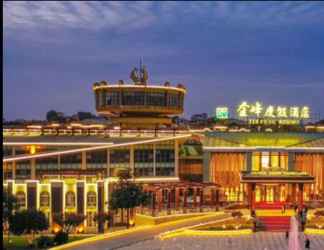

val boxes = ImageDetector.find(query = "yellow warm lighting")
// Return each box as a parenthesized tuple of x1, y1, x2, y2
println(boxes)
(30, 145, 36, 155)
(3, 134, 191, 163)
(304, 228, 324, 235)
(76, 225, 84, 233)
(129, 219, 135, 226)
(53, 224, 61, 233)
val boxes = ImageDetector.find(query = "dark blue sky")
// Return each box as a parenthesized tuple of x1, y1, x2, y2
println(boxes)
(3, 1, 324, 120)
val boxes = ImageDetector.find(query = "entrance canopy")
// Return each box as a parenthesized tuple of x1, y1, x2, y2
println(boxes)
(241, 171, 314, 184)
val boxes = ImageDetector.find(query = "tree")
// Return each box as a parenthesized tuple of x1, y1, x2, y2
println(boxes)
(76, 111, 94, 121)
(9, 209, 49, 244)
(53, 213, 85, 238)
(109, 169, 150, 228)
(3, 191, 19, 247)
(46, 110, 59, 122)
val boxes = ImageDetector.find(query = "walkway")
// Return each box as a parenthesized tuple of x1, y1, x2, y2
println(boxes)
(55, 212, 230, 250)
(120, 232, 324, 250)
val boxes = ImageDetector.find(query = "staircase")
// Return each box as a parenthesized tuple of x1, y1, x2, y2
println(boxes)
(255, 202, 285, 210)
(258, 216, 291, 232)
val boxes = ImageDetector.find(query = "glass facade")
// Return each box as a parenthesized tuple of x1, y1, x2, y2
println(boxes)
(252, 151, 288, 171)
(134, 146, 154, 177)
(99, 89, 184, 108)
(86, 150, 107, 169)
(60, 153, 82, 169)
(106, 91, 120, 105)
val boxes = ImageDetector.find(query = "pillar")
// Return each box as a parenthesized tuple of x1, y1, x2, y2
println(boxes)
(97, 181, 104, 233)
(12, 148, 16, 179)
(130, 146, 134, 175)
(31, 159, 36, 179)
(183, 189, 187, 213)
(27, 182, 37, 210)
(203, 152, 211, 182)
(81, 151, 86, 170)
(175, 140, 179, 178)
(193, 188, 197, 209)
(246, 152, 252, 172)
(167, 189, 171, 215)
(292, 183, 297, 204)
(199, 188, 204, 212)
(251, 184, 256, 210)
(175, 188, 180, 210)
(298, 183, 304, 207)
(151, 191, 156, 217)
(288, 152, 295, 171)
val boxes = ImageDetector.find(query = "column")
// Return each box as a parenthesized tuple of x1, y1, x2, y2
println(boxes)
(175, 188, 180, 210)
(130, 146, 134, 176)
(288, 152, 295, 171)
(183, 189, 187, 213)
(292, 183, 297, 204)
(151, 191, 156, 217)
(31, 159, 36, 180)
(97, 181, 104, 233)
(153, 144, 156, 176)
(298, 183, 304, 207)
(158, 189, 163, 213)
(12, 148, 16, 179)
(193, 188, 197, 209)
(81, 151, 86, 170)
(199, 188, 204, 212)
(174, 140, 179, 178)
(246, 152, 252, 172)
(251, 184, 256, 210)
(27, 181, 37, 210)
(77, 182, 86, 228)
(107, 149, 110, 177)
(203, 152, 211, 182)
(247, 184, 252, 209)
(167, 189, 171, 215)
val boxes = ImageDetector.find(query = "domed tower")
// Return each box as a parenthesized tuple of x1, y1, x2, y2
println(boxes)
(93, 64, 186, 128)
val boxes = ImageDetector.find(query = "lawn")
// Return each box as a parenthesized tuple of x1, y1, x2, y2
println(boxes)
(3, 235, 89, 250)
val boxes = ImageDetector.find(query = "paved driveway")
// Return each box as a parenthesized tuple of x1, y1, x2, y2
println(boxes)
(120, 232, 324, 250)
(68, 213, 230, 250)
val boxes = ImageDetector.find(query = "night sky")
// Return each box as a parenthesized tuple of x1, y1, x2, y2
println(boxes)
(3, 1, 324, 121)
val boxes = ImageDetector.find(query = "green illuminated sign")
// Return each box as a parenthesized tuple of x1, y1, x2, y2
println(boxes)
(215, 107, 229, 119)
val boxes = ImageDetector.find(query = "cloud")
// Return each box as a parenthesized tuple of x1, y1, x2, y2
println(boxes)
(4, 1, 324, 33)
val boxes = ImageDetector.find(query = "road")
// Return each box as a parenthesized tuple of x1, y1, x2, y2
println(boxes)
(66, 213, 230, 250)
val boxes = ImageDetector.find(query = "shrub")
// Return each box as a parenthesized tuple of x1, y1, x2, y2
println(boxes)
(37, 236, 53, 248)
(53, 231, 68, 245)
(231, 211, 243, 218)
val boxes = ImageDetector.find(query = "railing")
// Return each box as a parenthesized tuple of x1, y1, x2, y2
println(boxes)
(3, 128, 193, 138)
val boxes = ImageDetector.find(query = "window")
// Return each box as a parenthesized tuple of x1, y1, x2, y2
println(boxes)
(40, 192, 50, 207)
(16, 191, 26, 208)
(110, 150, 130, 164)
(65, 191, 75, 208)
(106, 91, 120, 105)
(135, 149, 154, 163)
(87, 191, 96, 208)
(146, 92, 165, 106)
(87, 150, 107, 164)
(61, 153, 81, 169)
(156, 149, 174, 162)
(167, 93, 179, 107)
(123, 91, 145, 105)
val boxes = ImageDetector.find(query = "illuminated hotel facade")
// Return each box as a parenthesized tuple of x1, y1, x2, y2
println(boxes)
(3, 67, 324, 231)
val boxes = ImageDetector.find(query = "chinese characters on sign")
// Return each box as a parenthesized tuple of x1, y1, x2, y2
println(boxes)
(237, 101, 310, 119)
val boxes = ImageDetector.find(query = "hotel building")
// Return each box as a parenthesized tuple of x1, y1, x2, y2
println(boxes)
(3, 67, 324, 231)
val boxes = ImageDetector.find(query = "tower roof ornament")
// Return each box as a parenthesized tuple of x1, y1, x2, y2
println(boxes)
(130, 58, 148, 85)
